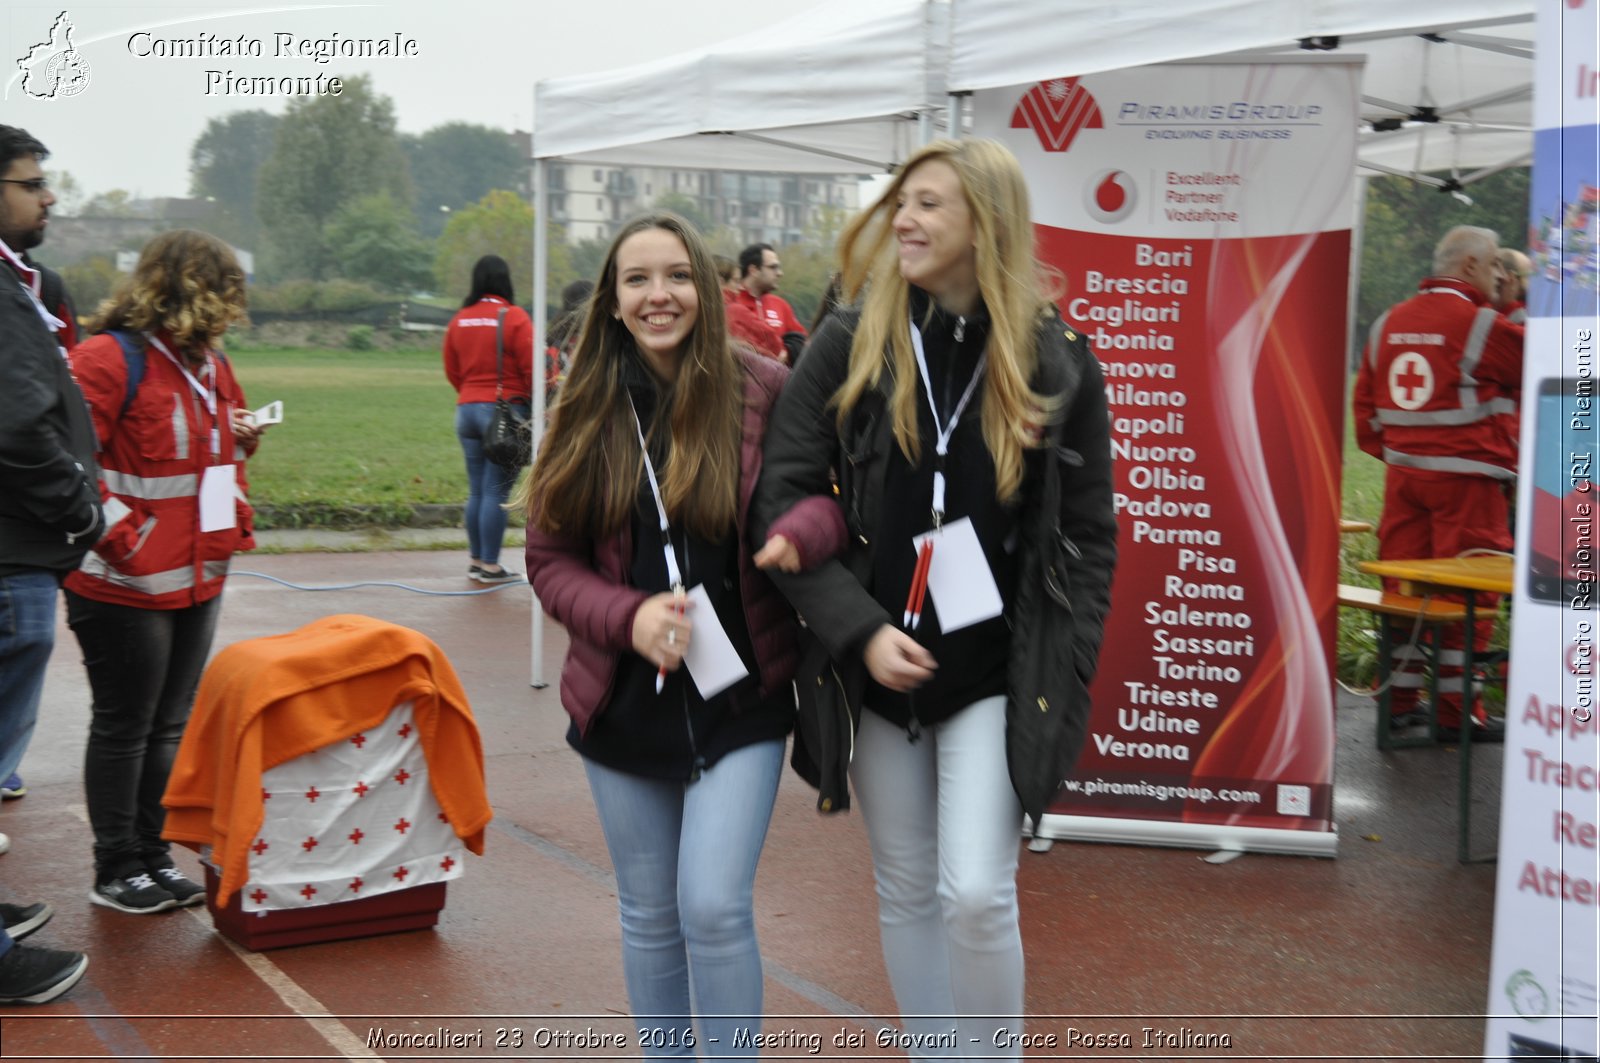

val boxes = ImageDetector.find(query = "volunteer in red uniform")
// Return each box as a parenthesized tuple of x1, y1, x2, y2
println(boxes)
(1353, 225, 1523, 741)
(442, 254, 533, 584)
(65, 230, 263, 914)
(733, 243, 806, 362)
(1494, 247, 1531, 325)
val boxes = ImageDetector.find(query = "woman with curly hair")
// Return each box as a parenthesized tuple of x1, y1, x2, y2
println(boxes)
(64, 229, 264, 915)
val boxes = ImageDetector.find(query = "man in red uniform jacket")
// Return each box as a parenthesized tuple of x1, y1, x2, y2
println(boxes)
(1353, 225, 1524, 741)
(733, 243, 806, 362)
(1494, 247, 1531, 325)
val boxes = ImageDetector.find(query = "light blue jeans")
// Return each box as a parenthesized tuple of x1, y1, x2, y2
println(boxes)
(0, 570, 61, 786)
(851, 695, 1024, 1062)
(583, 739, 784, 1060)
(454, 401, 526, 567)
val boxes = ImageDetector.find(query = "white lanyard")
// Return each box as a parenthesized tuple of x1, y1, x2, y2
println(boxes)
(0, 252, 65, 338)
(627, 395, 684, 591)
(146, 334, 222, 457)
(1422, 287, 1476, 305)
(908, 319, 986, 525)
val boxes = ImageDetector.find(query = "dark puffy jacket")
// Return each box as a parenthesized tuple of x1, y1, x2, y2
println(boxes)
(753, 306, 1118, 815)
(0, 260, 102, 576)
(526, 350, 846, 736)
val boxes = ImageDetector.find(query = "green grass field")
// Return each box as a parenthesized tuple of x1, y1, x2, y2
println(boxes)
(229, 346, 472, 517)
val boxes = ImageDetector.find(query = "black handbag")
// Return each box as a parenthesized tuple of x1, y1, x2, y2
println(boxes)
(1005, 362, 1094, 827)
(481, 308, 532, 468)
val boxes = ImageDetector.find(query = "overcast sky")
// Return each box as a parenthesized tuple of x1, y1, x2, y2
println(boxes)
(1, 1, 799, 201)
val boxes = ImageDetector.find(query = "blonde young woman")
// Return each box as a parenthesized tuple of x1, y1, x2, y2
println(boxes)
(520, 213, 843, 1058)
(753, 139, 1118, 1059)
(65, 230, 262, 914)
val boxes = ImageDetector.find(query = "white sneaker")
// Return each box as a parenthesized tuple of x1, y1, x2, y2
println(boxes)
(0, 832, 10, 855)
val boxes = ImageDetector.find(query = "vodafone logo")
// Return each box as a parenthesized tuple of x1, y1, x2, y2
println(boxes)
(1011, 78, 1103, 153)
(1085, 170, 1137, 223)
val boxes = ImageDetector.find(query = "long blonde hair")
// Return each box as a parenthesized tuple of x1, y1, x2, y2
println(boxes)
(90, 230, 248, 353)
(518, 213, 741, 541)
(835, 138, 1058, 501)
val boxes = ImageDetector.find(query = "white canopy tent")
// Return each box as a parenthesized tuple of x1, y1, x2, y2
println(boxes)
(525, 0, 1535, 684)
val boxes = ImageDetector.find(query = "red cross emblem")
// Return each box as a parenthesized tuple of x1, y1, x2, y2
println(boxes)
(348, 828, 365, 845)
(393, 817, 411, 835)
(350, 733, 367, 749)
(261, 787, 271, 801)
(397, 723, 413, 739)
(353, 780, 370, 798)
(300, 884, 318, 901)
(393, 866, 410, 882)
(440, 856, 456, 872)
(1387, 352, 1434, 411)
(349, 877, 364, 893)
(304, 786, 320, 803)
(251, 838, 269, 856)
(393, 769, 411, 786)
(301, 836, 319, 853)
(250, 888, 267, 905)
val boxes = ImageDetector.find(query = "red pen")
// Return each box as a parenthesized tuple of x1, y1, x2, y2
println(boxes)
(910, 540, 934, 630)
(656, 584, 686, 694)
(906, 540, 933, 630)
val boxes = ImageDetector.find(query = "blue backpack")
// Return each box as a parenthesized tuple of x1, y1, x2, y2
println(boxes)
(103, 330, 229, 416)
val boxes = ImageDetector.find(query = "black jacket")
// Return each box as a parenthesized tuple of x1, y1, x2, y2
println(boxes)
(0, 259, 103, 576)
(753, 302, 1117, 814)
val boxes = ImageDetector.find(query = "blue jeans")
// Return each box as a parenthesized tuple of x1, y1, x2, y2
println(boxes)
(0, 570, 61, 785)
(455, 401, 526, 567)
(65, 590, 222, 879)
(583, 740, 784, 1060)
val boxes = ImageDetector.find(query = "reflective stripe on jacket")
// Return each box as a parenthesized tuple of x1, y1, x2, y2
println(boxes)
(64, 331, 256, 609)
(1352, 276, 1524, 480)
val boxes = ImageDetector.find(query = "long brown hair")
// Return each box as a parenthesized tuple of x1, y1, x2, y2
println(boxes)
(90, 229, 248, 353)
(518, 213, 742, 541)
(834, 139, 1059, 502)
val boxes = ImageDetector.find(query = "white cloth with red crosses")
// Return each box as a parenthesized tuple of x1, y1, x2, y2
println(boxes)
(237, 700, 464, 912)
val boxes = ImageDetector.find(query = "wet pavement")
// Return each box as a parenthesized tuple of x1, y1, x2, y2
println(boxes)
(0, 546, 1503, 1060)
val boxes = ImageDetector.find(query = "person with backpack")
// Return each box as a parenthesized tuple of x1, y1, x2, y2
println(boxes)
(63, 229, 263, 915)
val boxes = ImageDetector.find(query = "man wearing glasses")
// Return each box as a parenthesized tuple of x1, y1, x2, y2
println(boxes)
(1494, 247, 1533, 325)
(0, 124, 99, 1005)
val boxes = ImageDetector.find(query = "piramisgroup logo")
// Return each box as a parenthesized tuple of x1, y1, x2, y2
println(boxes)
(17, 11, 91, 99)
(1010, 78, 1102, 153)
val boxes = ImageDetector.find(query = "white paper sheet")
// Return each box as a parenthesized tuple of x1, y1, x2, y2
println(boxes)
(199, 463, 238, 532)
(681, 582, 750, 700)
(912, 517, 1004, 633)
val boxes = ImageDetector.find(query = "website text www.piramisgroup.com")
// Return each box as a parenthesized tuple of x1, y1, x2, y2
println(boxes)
(1063, 777, 1263, 804)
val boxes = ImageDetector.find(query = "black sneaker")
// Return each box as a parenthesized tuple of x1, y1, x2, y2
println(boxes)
(0, 902, 53, 941)
(471, 565, 523, 584)
(89, 872, 178, 914)
(145, 863, 206, 907)
(0, 945, 88, 1005)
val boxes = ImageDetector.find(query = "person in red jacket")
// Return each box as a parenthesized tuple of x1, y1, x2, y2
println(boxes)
(714, 254, 784, 360)
(442, 255, 532, 584)
(65, 229, 264, 913)
(1353, 225, 1523, 741)
(520, 212, 844, 1055)
(733, 243, 807, 362)
(1494, 247, 1531, 325)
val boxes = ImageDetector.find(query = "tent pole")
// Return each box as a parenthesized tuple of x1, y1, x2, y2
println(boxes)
(530, 155, 549, 690)
(1345, 174, 1369, 380)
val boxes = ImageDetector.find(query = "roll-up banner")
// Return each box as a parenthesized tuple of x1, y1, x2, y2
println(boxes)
(1484, 1, 1599, 1059)
(973, 58, 1360, 857)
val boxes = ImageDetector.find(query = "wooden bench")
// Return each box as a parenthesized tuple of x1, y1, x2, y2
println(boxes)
(1337, 584, 1469, 749)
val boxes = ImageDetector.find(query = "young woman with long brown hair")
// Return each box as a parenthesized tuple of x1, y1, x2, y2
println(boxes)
(520, 212, 842, 1057)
